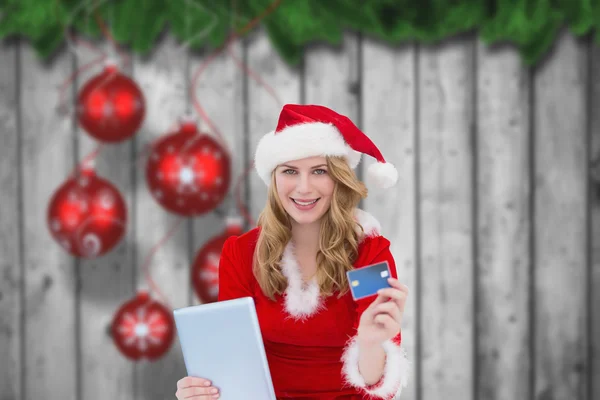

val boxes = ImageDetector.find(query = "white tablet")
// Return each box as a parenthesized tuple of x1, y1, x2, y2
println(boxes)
(173, 297, 277, 400)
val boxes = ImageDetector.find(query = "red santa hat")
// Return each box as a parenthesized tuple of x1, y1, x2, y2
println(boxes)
(254, 104, 398, 188)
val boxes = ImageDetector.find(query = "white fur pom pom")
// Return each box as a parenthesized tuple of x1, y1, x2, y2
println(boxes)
(367, 162, 398, 189)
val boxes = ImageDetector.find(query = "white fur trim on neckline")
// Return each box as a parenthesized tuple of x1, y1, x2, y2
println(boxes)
(280, 241, 324, 320)
(279, 209, 382, 318)
(341, 335, 410, 399)
(353, 208, 381, 238)
(254, 122, 362, 185)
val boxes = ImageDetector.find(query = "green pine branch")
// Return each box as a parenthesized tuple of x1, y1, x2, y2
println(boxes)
(0, 0, 599, 66)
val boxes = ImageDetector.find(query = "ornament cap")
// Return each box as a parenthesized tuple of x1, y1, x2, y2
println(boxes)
(179, 114, 198, 134)
(137, 290, 150, 301)
(225, 215, 244, 228)
(80, 158, 96, 172)
(104, 58, 119, 72)
(77, 162, 96, 184)
(180, 111, 197, 124)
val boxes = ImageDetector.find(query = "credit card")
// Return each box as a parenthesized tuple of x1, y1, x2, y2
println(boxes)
(346, 261, 392, 301)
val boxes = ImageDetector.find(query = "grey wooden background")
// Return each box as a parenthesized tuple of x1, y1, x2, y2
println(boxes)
(0, 26, 598, 400)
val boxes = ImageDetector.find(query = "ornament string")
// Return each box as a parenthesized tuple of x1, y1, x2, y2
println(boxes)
(135, 0, 220, 307)
(54, 0, 107, 162)
(56, 0, 111, 116)
(140, 0, 283, 307)
(53, 0, 128, 176)
(93, 0, 132, 69)
(74, 0, 133, 173)
(227, 43, 283, 227)
(180, 0, 219, 52)
(225, 0, 284, 228)
(127, 0, 218, 169)
(187, 0, 283, 154)
(58, 0, 110, 59)
(70, 69, 121, 178)
(140, 218, 185, 309)
(73, 1, 217, 184)
(227, 46, 283, 107)
(184, 0, 283, 227)
(57, 54, 107, 118)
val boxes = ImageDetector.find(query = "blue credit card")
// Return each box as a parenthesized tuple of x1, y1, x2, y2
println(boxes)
(346, 261, 392, 301)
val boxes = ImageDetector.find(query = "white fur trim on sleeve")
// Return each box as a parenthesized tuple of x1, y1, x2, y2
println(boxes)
(341, 336, 410, 399)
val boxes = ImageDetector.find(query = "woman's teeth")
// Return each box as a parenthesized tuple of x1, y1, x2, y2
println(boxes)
(292, 199, 318, 205)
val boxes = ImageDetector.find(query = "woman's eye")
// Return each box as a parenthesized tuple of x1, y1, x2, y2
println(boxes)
(281, 169, 326, 175)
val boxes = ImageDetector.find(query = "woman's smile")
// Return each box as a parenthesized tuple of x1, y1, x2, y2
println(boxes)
(290, 197, 320, 210)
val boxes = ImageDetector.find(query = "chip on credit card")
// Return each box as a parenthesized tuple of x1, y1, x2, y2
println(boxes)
(346, 261, 392, 301)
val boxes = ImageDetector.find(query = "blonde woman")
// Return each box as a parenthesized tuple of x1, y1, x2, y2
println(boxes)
(175, 104, 410, 400)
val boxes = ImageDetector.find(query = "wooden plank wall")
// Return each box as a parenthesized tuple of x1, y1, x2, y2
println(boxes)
(0, 40, 21, 400)
(75, 40, 137, 400)
(0, 28, 597, 400)
(476, 35, 531, 400)
(362, 35, 417, 400)
(534, 33, 589, 400)
(591, 37, 600, 400)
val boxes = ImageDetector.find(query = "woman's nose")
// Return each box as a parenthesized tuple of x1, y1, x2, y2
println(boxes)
(296, 173, 311, 193)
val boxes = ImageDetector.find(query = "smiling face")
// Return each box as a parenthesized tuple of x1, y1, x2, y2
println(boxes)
(274, 156, 335, 226)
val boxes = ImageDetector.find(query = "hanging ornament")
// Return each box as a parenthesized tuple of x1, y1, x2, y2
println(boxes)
(47, 164, 127, 258)
(111, 290, 175, 361)
(192, 216, 244, 304)
(77, 60, 146, 143)
(145, 115, 231, 216)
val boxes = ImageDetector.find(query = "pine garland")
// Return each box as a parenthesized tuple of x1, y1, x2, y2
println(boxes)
(0, 0, 598, 65)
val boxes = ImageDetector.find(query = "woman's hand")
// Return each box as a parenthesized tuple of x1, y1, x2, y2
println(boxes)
(357, 278, 408, 346)
(176, 376, 220, 399)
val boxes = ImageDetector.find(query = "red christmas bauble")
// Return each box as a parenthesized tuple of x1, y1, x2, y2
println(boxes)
(47, 166, 127, 258)
(145, 118, 231, 216)
(77, 62, 145, 143)
(192, 217, 244, 303)
(111, 291, 175, 361)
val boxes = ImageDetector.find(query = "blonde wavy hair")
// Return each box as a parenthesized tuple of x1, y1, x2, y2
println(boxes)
(253, 156, 368, 301)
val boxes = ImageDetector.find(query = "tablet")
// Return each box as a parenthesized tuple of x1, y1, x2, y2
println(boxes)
(173, 297, 277, 400)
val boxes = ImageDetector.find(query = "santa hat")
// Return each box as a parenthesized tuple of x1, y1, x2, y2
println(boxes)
(254, 104, 398, 188)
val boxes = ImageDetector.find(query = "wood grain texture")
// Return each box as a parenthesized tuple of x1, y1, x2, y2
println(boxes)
(360, 37, 417, 400)
(0, 41, 21, 400)
(20, 45, 77, 400)
(189, 39, 245, 307)
(247, 27, 301, 219)
(533, 30, 588, 400)
(476, 41, 531, 400)
(304, 34, 360, 134)
(75, 42, 136, 400)
(591, 35, 600, 400)
(418, 36, 475, 400)
(132, 35, 189, 400)
(2, 31, 599, 400)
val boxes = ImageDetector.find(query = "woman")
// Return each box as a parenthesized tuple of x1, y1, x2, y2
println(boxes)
(175, 104, 410, 400)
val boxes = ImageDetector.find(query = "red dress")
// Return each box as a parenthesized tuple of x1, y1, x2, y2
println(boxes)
(217, 209, 409, 400)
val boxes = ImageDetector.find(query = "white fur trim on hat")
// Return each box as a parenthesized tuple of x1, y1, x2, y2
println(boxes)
(254, 122, 362, 185)
(367, 161, 398, 189)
